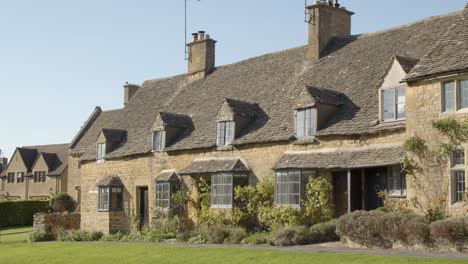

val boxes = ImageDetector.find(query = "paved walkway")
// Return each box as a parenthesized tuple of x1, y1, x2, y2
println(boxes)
(150, 241, 468, 260)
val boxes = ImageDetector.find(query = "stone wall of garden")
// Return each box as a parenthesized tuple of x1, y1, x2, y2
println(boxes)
(33, 213, 81, 238)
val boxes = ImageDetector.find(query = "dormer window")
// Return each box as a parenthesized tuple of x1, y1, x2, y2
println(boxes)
(97, 143, 106, 160)
(295, 108, 317, 138)
(152, 130, 166, 151)
(216, 121, 235, 147)
(382, 86, 406, 121)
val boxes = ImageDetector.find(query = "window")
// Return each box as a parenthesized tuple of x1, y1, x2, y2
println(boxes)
(387, 166, 406, 197)
(295, 108, 316, 138)
(216, 121, 235, 147)
(460, 80, 468, 109)
(98, 186, 123, 211)
(97, 143, 106, 160)
(16, 172, 24, 183)
(34, 171, 46, 183)
(152, 131, 166, 151)
(382, 87, 406, 121)
(155, 182, 171, 208)
(274, 170, 317, 207)
(7, 173, 15, 183)
(451, 150, 466, 204)
(443, 81, 456, 112)
(211, 172, 248, 208)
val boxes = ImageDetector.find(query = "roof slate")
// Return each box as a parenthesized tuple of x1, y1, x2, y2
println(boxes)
(179, 158, 250, 175)
(97, 175, 124, 186)
(155, 170, 180, 182)
(159, 112, 193, 128)
(225, 98, 260, 117)
(306, 86, 344, 106)
(406, 12, 468, 81)
(16, 144, 69, 175)
(75, 10, 465, 161)
(273, 145, 404, 170)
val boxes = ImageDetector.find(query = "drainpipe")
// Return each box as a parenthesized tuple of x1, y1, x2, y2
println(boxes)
(347, 169, 351, 213)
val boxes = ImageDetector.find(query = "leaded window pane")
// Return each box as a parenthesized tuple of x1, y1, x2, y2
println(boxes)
(387, 166, 404, 196)
(455, 171, 465, 203)
(275, 170, 301, 207)
(460, 81, 468, 109)
(444, 81, 456, 112)
(296, 108, 316, 138)
(397, 87, 406, 119)
(454, 150, 465, 166)
(97, 143, 106, 160)
(153, 131, 166, 151)
(98, 187, 110, 211)
(383, 89, 396, 120)
(156, 182, 171, 208)
(216, 121, 235, 147)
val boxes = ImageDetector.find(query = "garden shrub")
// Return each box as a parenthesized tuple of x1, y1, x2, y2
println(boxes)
(309, 219, 339, 243)
(58, 230, 103, 241)
(270, 226, 310, 246)
(189, 225, 248, 244)
(241, 232, 271, 245)
(0, 200, 49, 227)
(29, 231, 53, 242)
(50, 193, 74, 213)
(301, 177, 334, 226)
(100, 231, 125, 241)
(430, 217, 467, 251)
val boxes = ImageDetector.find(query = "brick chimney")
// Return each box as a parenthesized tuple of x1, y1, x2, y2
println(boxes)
(124, 82, 140, 106)
(306, 1, 354, 61)
(186, 31, 216, 81)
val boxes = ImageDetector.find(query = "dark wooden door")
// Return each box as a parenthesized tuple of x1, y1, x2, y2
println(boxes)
(365, 167, 386, 210)
(333, 171, 348, 217)
(138, 187, 149, 228)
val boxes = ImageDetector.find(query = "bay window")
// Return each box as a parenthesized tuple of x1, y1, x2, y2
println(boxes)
(295, 108, 316, 138)
(155, 182, 171, 208)
(274, 170, 317, 207)
(98, 186, 123, 211)
(211, 172, 248, 208)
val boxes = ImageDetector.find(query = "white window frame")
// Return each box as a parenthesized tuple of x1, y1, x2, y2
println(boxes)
(386, 165, 407, 197)
(155, 182, 171, 209)
(152, 130, 166, 151)
(97, 143, 106, 160)
(381, 86, 406, 122)
(274, 170, 317, 208)
(295, 108, 317, 138)
(451, 149, 466, 204)
(216, 121, 235, 147)
(210, 172, 248, 209)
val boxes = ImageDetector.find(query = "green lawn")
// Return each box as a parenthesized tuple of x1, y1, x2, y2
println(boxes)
(0, 226, 32, 243)
(0, 242, 465, 264)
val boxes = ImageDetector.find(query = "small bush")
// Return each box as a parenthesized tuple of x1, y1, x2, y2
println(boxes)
(100, 231, 125, 241)
(0, 200, 49, 227)
(430, 217, 467, 251)
(224, 226, 248, 244)
(190, 225, 247, 244)
(241, 232, 271, 245)
(271, 226, 310, 246)
(188, 234, 207, 244)
(58, 230, 103, 242)
(29, 231, 53, 242)
(50, 193, 74, 213)
(425, 207, 446, 224)
(309, 219, 339, 243)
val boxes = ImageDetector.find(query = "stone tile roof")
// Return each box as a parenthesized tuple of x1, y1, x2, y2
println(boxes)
(179, 158, 250, 175)
(97, 175, 124, 186)
(273, 144, 404, 170)
(306, 86, 344, 106)
(406, 11, 468, 81)
(14, 144, 69, 175)
(155, 170, 180, 182)
(70, 108, 122, 155)
(394, 56, 419, 74)
(101, 129, 127, 142)
(159, 112, 193, 128)
(77, 10, 464, 161)
(225, 98, 260, 117)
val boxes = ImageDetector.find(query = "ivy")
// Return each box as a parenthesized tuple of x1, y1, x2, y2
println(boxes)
(403, 136, 427, 156)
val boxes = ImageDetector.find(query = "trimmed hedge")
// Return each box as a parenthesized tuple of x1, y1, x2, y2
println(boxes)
(0, 200, 49, 227)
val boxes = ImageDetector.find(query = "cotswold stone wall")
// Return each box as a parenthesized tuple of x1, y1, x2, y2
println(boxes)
(33, 213, 80, 238)
(406, 74, 468, 217)
(79, 129, 406, 233)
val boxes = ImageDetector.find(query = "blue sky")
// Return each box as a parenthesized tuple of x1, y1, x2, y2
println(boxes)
(0, 0, 466, 158)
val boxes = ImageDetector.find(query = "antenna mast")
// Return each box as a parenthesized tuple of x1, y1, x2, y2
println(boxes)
(185, 0, 200, 60)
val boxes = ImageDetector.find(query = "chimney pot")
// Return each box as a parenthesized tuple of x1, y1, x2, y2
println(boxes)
(186, 31, 216, 81)
(192, 33, 199, 42)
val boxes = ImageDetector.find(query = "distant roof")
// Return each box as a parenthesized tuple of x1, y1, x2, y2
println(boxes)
(273, 144, 403, 170)
(76, 9, 465, 161)
(406, 11, 468, 81)
(6, 144, 69, 175)
(179, 158, 250, 175)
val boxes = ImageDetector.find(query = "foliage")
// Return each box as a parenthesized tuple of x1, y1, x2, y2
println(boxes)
(28, 230, 53, 242)
(309, 219, 339, 244)
(0, 200, 49, 227)
(58, 230, 103, 242)
(377, 191, 414, 214)
(50, 193, 74, 213)
(171, 187, 190, 213)
(425, 208, 446, 224)
(403, 136, 427, 156)
(271, 226, 310, 246)
(129, 210, 140, 236)
(241, 232, 271, 245)
(429, 217, 467, 251)
(301, 176, 334, 226)
(100, 231, 125, 242)
(189, 225, 248, 244)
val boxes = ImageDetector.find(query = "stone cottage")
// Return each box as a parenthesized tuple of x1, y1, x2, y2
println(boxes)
(0, 144, 68, 200)
(68, 2, 468, 234)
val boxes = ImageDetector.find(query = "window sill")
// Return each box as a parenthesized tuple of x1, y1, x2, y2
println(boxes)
(441, 108, 468, 115)
(387, 195, 407, 199)
(210, 205, 233, 209)
(96, 159, 105, 164)
(449, 202, 465, 208)
(293, 137, 319, 145)
(217, 145, 234, 151)
(380, 119, 406, 124)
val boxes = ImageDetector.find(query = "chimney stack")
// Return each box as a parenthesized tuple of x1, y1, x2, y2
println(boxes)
(124, 82, 140, 106)
(186, 31, 216, 81)
(306, 1, 354, 61)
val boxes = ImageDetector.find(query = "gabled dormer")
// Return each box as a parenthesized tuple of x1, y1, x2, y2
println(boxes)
(379, 55, 419, 122)
(31, 152, 58, 182)
(216, 98, 260, 147)
(96, 129, 127, 161)
(295, 86, 344, 138)
(151, 112, 192, 151)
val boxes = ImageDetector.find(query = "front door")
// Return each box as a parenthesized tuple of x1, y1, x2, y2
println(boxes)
(138, 187, 149, 228)
(333, 171, 348, 217)
(365, 167, 387, 210)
